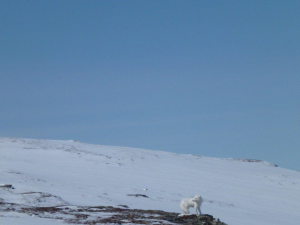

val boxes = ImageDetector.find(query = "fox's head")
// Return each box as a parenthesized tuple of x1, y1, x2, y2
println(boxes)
(192, 195, 202, 203)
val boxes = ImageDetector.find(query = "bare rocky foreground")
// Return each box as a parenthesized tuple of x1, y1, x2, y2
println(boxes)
(1, 185, 227, 224)
(1, 202, 227, 225)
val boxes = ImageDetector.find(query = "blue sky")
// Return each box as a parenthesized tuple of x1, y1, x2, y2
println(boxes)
(1, 0, 299, 170)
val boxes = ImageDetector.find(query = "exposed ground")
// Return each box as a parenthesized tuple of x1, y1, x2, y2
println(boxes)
(1, 201, 227, 225)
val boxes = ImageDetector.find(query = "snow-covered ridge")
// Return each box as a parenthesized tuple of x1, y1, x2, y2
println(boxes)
(1, 137, 300, 225)
(224, 158, 279, 167)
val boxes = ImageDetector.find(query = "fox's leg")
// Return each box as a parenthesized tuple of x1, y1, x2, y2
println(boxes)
(198, 207, 202, 215)
(180, 203, 189, 214)
(194, 205, 199, 215)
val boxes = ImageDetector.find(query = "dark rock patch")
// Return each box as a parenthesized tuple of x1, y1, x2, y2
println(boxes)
(127, 194, 149, 198)
(0, 184, 14, 189)
(1, 203, 227, 224)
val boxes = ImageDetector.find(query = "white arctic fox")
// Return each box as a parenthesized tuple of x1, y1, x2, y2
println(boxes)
(180, 195, 203, 215)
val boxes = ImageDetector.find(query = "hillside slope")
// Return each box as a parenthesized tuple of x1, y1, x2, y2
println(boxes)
(1, 137, 299, 225)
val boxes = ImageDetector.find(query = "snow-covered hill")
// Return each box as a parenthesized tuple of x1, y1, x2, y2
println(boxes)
(1, 137, 299, 225)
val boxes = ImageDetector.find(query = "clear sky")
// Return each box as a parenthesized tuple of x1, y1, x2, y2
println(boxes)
(1, 0, 299, 171)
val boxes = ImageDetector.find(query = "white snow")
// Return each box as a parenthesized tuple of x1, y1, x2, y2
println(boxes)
(1, 137, 300, 225)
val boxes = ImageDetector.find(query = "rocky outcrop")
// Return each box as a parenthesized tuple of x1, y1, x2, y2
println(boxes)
(1, 202, 227, 224)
